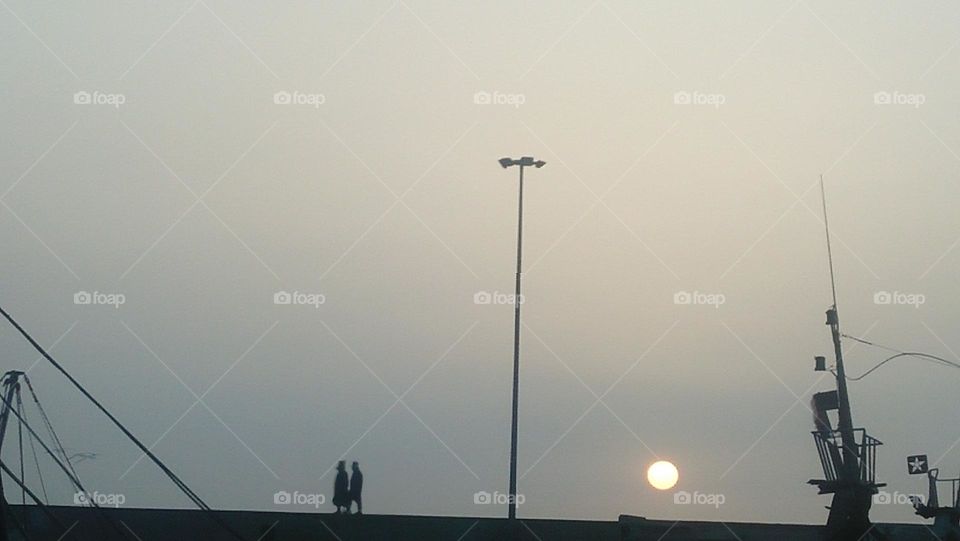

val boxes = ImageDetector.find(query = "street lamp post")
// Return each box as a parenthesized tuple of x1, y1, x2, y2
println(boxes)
(498, 156, 545, 521)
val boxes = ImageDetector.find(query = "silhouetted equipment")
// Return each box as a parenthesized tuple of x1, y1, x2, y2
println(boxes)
(0, 304, 252, 541)
(814, 356, 827, 372)
(808, 312, 886, 540)
(808, 176, 884, 541)
(0, 370, 134, 540)
(827, 337, 960, 540)
(911, 466, 960, 536)
(0, 371, 20, 541)
(497, 156, 546, 523)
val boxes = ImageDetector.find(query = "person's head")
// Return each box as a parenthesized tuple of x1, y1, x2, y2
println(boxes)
(352, 461, 360, 471)
(337, 460, 346, 471)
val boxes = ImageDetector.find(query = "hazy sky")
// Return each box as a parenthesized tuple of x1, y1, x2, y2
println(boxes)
(2, 0, 960, 527)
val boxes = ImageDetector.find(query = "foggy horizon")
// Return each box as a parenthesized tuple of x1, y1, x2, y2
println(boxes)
(2, 0, 960, 531)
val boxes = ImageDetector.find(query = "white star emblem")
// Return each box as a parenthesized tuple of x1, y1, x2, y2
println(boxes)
(909, 456, 926, 473)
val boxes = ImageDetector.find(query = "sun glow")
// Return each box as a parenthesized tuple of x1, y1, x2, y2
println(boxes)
(647, 460, 679, 490)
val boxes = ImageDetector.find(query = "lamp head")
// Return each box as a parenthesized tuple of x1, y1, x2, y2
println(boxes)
(499, 156, 545, 169)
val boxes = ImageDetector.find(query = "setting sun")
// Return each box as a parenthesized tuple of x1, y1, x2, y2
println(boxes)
(647, 461, 679, 490)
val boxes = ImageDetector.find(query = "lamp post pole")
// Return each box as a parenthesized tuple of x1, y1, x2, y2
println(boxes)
(498, 156, 545, 522)
(508, 162, 523, 522)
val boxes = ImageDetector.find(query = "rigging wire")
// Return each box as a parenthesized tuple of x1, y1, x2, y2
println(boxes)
(24, 375, 82, 487)
(835, 333, 960, 381)
(21, 381, 51, 503)
(0, 391, 95, 495)
(13, 390, 35, 539)
(0, 390, 133, 541)
(0, 304, 250, 541)
(0, 458, 71, 536)
(841, 334, 901, 354)
(16, 388, 25, 505)
(24, 406, 49, 504)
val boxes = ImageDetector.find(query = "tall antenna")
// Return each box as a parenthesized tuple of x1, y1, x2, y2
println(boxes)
(819, 173, 857, 479)
(809, 174, 880, 540)
(819, 174, 839, 309)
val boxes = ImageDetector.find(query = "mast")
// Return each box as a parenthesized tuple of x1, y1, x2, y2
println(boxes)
(0, 371, 24, 541)
(820, 177, 859, 481)
(0, 372, 23, 454)
(809, 175, 884, 541)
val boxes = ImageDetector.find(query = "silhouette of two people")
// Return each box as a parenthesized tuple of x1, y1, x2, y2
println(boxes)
(333, 460, 363, 515)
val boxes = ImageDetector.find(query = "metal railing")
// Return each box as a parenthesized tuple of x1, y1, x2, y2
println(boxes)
(929, 471, 960, 509)
(812, 428, 882, 484)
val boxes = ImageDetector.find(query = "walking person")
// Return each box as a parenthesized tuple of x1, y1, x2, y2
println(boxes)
(349, 461, 363, 515)
(333, 461, 350, 514)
